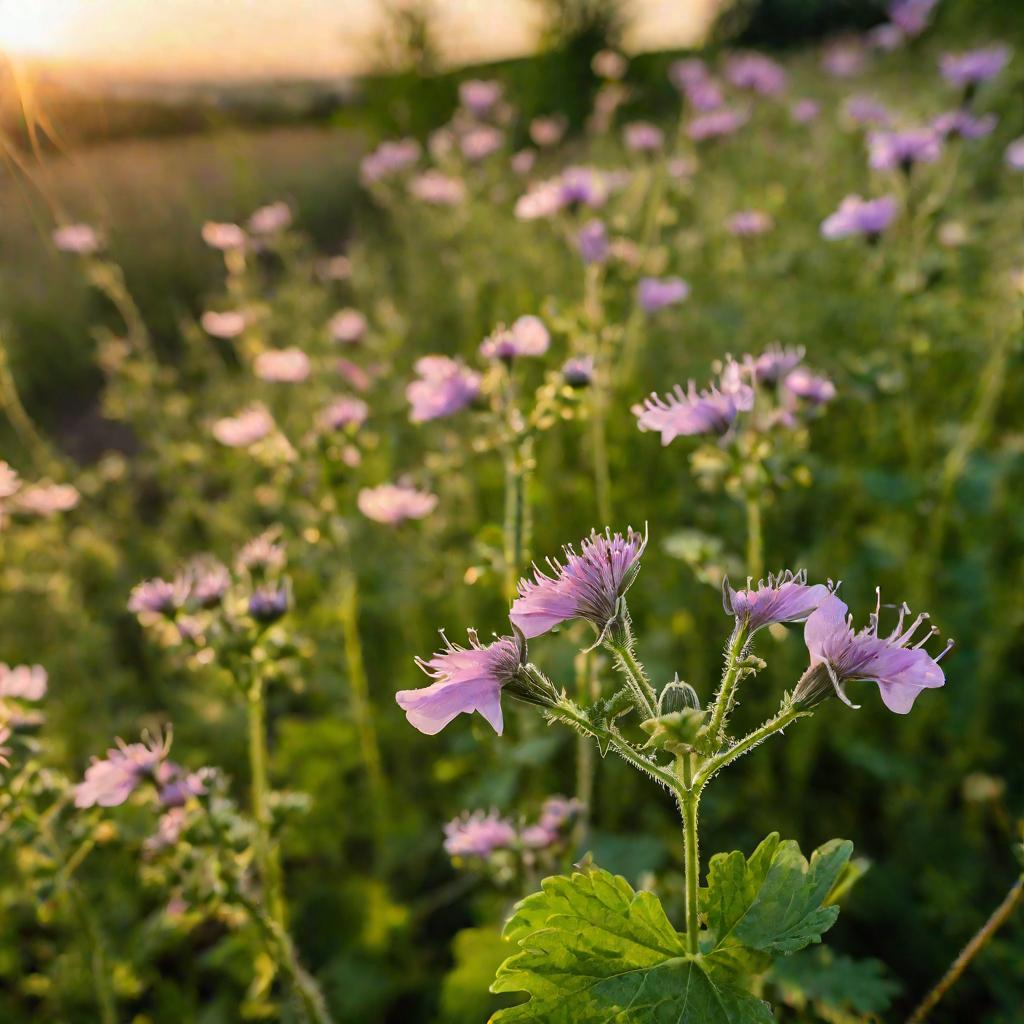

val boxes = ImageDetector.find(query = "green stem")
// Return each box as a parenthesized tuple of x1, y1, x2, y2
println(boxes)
(589, 389, 612, 526)
(704, 626, 749, 746)
(502, 438, 531, 602)
(339, 566, 388, 853)
(573, 650, 597, 844)
(680, 756, 701, 955)
(744, 496, 764, 582)
(247, 671, 286, 929)
(87, 259, 151, 354)
(907, 874, 1023, 1024)
(0, 335, 59, 474)
(605, 629, 658, 720)
(696, 703, 803, 788)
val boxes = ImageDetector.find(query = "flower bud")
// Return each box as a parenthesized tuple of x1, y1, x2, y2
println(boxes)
(640, 707, 706, 754)
(658, 676, 701, 714)
(792, 662, 834, 709)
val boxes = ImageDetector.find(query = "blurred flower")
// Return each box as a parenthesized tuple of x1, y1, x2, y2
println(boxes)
(725, 53, 787, 95)
(358, 483, 437, 524)
(938, 221, 969, 247)
(638, 276, 690, 313)
(728, 209, 774, 236)
(156, 762, 208, 807)
(510, 148, 537, 175)
(329, 308, 367, 344)
(248, 584, 290, 623)
(688, 108, 748, 141)
(399, 629, 526, 735)
(237, 530, 286, 573)
(668, 156, 698, 179)
(201, 221, 246, 250)
(212, 404, 275, 448)
(538, 794, 583, 832)
(248, 201, 292, 235)
(939, 45, 1011, 87)
(360, 138, 420, 184)
(576, 219, 608, 265)
(254, 347, 311, 383)
(182, 559, 230, 608)
(53, 223, 100, 255)
(623, 121, 664, 152)
(336, 358, 372, 392)
(634, 370, 754, 444)
(1006, 137, 1024, 170)
(318, 396, 368, 432)
(592, 49, 627, 80)
(868, 23, 905, 51)
(0, 664, 47, 701)
(562, 355, 595, 388)
(684, 77, 726, 111)
(145, 807, 188, 853)
(480, 316, 550, 361)
(822, 40, 866, 78)
(510, 526, 647, 639)
(790, 98, 820, 124)
(0, 461, 19, 499)
(460, 125, 503, 162)
(932, 110, 997, 140)
(724, 570, 831, 635)
(784, 367, 836, 405)
(75, 729, 172, 808)
(129, 577, 188, 616)
(821, 194, 898, 240)
(795, 592, 951, 713)
(843, 94, 892, 127)
(888, 0, 937, 37)
(753, 344, 805, 384)
(444, 810, 517, 857)
(529, 114, 567, 148)
(407, 355, 481, 422)
(668, 58, 708, 90)
(15, 482, 80, 517)
(318, 254, 352, 281)
(868, 128, 942, 171)
(201, 310, 247, 339)
(409, 170, 467, 205)
(459, 78, 502, 117)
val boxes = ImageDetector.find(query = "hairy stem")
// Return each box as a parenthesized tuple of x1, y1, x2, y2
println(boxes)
(680, 756, 701, 955)
(605, 631, 658, 720)
(907, 875, 1024, 1024)
(696, 702, 803, 788)
(704, 625, 750, 746)
(573, 650, 598, 844)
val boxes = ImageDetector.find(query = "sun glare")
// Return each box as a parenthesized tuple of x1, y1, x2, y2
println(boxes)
(0, 0, 74, 59)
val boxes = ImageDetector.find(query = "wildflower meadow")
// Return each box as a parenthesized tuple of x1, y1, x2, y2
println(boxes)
(0, 0, 1022, 1021)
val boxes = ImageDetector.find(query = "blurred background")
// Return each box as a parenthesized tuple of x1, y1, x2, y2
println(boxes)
(1, 1, 1023, 1022)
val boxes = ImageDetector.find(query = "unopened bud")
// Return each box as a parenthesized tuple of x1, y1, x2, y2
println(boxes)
(792, 663, 833, 709)
(658, 676, 701, 715)
(640, 707, 706, 754)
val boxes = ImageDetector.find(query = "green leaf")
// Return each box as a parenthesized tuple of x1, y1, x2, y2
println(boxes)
(702, 832, 853, 960)
(768, 947, 901, 1016)
(491, 867, 773, 1023)
(440, 927, 516, 1024)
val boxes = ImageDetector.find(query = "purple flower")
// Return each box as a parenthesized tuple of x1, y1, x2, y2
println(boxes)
(460, 125, 503, 162)
(668, 58, 708, 90)
(791, 98, 821, 124)
(868, 24, 905, 52)
(623, 121, 664, 152)
(728, 210, 774, 237)
(156, 762, 208, 807)
(638, 276, 690, 313)
(939, 46, 1011, 87)
(357, 483, 437, 524)
(843, 94, 892, 128)
(409, 171, 467, 206)
(1006, 137, 1024, 171)
(0, 664, 47, 701)
(145, 807, 188, 853)
(459, 78, 502, 117)
(182, 560, 230, 608)
(444, 809, 518, 858)
(406, 355, 481, 422)
(510, 526, 647, 639)
(932, 110, 997, 140)
(724, 570, 831, 635)
(254, 347, 311, 383)
(328, 308, 367, 344)
(248, 201, 292, 235)
(248, 584, 289, 623)
(797, 592, 951, 713)
(479, 316, 550, 361)
(398, 629, 526, 735)
(129, 577, 188, 616)
(784, 367, 837, 405)
(822, 41, 866, 78)
(888, 0, 937, 37)
(634, 370, 754, 443)
(530, 115, 567, 148)
(576, 219, 608, 265)
(868, 128, 942, 171)
(688, 108, 748, 141)
(753, 344, 805, 385)
(74, 730, 171, 808)
(562, 355, 595, 388)
(538, 794, 583, 832)
(821, 194, 898, 240)
(318, 395, 368, 432)
(514, 167, 608, 220)
(237, 530, 286, 573)
(725, 53, 787, 96)
(211, 405, 275, 448)
(687, 79, 726, 112)
(511, 149, 537, 176)
(53, 223, 100, 255)
(360, 139, 420, 184)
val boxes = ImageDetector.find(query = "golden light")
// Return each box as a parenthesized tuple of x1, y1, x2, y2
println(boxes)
(0, 0, 75, 59)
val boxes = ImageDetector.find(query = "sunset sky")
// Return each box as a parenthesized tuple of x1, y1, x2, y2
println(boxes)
(0, 0, 717, 81)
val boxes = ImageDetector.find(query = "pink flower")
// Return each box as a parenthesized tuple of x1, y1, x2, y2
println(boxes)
(211, 405, 274, 448)
(634, 368, 754, 443)
(723, 571, 831, 635)
(791, 99, 820, 124)
(0, 461, 20, 499)
(407, 355, 480, 422)
(0, 664, 47, 701)
(398, 629, 526, 735)
(409, 171, 467, 205)
(318, 396, 368, 431)
(688, 108, 749, 141)
(53, 223, 100, 255)
(460, 125, 503, 162)
(592, 49, 627, 80)
(511, 526, 647, 639)
(510, 149, 537, 176)
(530, 115, 567, 148)
(248, 201, 292, 235)
(479, 316, 550, 360)
(328, 308, 367, 344)
(14, 483, 79, 516)
(784, 367, 836, 405)
(201, 310, 247, 339)
(623, 121, 664, 152)
(459, 78, 502, 117)
(357, 483, 437, 524)
(443, 810, 517, 857)
(728, 210, 774, 237)
(201, 222, 247, 250)
(74, 729, 172, 808)
(254, 347, 311, 383)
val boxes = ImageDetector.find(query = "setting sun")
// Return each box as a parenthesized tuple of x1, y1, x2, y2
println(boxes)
(0, 0, 76, 58)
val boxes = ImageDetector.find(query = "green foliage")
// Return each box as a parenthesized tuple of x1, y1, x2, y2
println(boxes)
(768, 947, 901, 1018)
(439, 926, 516, 1023)
(492, 866, 773, 1023)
